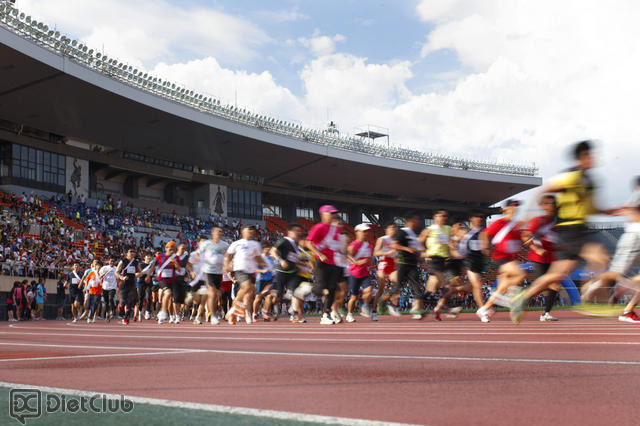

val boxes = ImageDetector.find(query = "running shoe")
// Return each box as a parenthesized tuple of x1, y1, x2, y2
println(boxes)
(245, 314, 253, 324)
(360, 304, 370, 318)
(387, 304, 402, 317)
(346, 313, 356, 323)
(144, 311, 151, 320)
(263, 313, 272, 322)
(86, 318, 91, 324)
(410, 309, 425, 320)
(320, 314, 334, 325)
(72, 317, 78, 323)
(509, 291, 527, 324)
(539, 312, 559, 322)
(174, 315, 181, 324)
(193, 318, 202, 325)
(210, 315, 220, 325)
(476, 307, 490, 323)
(370, 312, 378, 322)
(122, 319, 129, 325)
(106, 313, 111, 323)
(446, 307, 463, 318)
(289, 314, 296, 322)
(433, 310, 442, 321)
(574, 303, 624, 317)
(618, 311, 640, 323)
(293, 318, 307, 324)
(331, 311, 342, 324)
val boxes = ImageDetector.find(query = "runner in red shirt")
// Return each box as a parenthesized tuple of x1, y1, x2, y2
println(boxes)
(346, 224, 375, 322)
(522, 195, 560, 321)
(476, 199, 526, 322)
(303, 205, 342, 325)
(148, 241, 180, 324)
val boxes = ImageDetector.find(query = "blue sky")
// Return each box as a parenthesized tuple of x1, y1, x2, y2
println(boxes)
(14, 0, 640, 209)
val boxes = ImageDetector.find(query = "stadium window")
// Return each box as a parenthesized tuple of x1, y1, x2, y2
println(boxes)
(296, 207, 313, 219)
(5, 143, 66, 190)
(263, 205, 281, 218)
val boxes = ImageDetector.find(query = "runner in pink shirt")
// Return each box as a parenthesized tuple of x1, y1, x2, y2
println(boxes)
(346, 224, 375, 322)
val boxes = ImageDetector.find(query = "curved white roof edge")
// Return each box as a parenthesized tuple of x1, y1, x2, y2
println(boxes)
(0, 4, 540, 187)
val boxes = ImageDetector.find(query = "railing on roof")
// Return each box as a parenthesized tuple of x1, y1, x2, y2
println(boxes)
(0, 0, 537, 177)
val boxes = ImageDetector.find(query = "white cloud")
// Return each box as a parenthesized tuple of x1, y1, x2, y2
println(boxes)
(300, 54, 412, 129)
(298, 31, 346, 56)
(408, 0, 640, 205)
(151, 57, 306, 121)
(17, 0, 269, 68)
(257, 7, 309, 23)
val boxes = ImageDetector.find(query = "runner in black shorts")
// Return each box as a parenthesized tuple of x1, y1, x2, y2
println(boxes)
(201, 228, 228, 325)
(137, 253, 154, 320)
(172, 243, 190, 323)
(389, 212, 426, 319)
(69, 263, 85, 322)
(149, 241, 180, 324)
(116, 247, 141, 325)
(511, 140, 614, 322)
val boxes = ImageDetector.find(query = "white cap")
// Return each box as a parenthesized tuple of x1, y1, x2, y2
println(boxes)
(354, 223, 371, 231)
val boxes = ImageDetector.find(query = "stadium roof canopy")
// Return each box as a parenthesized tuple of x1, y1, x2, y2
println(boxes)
(0, 4, 541, 208)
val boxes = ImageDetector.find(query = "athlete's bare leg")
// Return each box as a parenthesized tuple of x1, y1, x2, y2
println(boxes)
(482, 261, 526, 311)
(466, 271, 485, 308)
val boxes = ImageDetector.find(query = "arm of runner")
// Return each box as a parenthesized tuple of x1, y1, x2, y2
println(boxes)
(223, 252, 233, 273)
(373, 237, 388, 257)
(115, 260, 126, 281)
(302, 239, 327, 262)
(418, 228, 429, 246)
(134, 263, 143, 278)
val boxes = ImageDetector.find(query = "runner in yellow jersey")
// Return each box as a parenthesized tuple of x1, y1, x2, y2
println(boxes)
(419, 210, 452, 316)
(511, 140, 614, 323)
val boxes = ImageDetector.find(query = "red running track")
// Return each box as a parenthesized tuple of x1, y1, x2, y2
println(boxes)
(2, 311, 640, 425)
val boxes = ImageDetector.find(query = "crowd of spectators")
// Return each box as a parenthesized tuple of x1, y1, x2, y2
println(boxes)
(1, 189, 561, 320)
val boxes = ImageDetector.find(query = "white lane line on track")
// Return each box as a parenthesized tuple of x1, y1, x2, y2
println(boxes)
(0, 350, 200, 362)
(2, 345, 640, 366)
(2, 342, 639, 366)
(5, 329, 640, 338)
(0, 342, 189, 351)
(5, 322, 635, 331)
(3, 335, 640, 346)
(0, 381, 416, 426)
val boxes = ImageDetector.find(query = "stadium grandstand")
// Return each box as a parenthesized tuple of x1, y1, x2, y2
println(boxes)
(0, 1, 540, 294)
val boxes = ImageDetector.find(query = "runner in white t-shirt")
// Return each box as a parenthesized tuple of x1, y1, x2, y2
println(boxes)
(224, 226, 263, 324)
(200, 227, 229, 325)
(99, 258, 119, 322)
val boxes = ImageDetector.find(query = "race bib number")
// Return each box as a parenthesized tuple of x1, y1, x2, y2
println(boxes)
(126, 266, 136, 274)
(161, 269, 174, 278)
(469, 240, 481, 251)
(437, 234, 449, 244)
